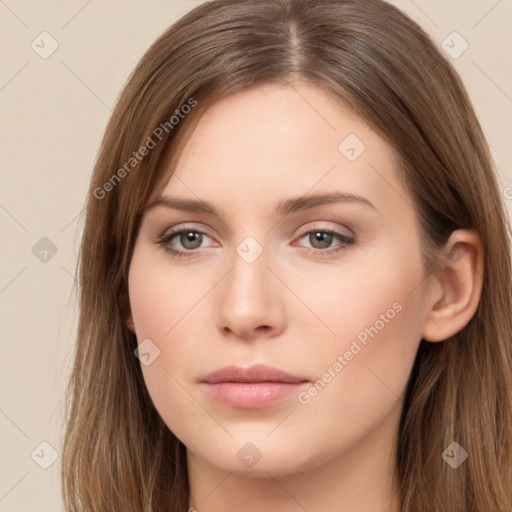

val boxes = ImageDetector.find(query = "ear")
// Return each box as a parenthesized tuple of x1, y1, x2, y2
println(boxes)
(421, 229, 484, 342)
(126, 312, 136, 333)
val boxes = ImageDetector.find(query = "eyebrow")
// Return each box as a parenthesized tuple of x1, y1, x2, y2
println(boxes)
(144, 191, 377, 219)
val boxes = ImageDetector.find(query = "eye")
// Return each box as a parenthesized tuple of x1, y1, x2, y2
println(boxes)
(156, 227, 214, 258)
(155, 225, 355, 259)
(294, 228, 355, 256)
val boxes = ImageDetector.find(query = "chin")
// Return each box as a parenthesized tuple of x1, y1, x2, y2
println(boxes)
(187, 434, 330, 478)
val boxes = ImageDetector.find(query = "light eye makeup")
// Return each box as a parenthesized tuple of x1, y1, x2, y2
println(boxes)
(153, 223, 356, 259)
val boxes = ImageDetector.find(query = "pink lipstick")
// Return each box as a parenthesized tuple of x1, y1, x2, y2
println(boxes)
(199, 364, 309, 409)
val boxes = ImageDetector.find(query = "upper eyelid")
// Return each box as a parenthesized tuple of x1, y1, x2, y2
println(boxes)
(160, 221, 352, 236)
(160, 224, 215, 241)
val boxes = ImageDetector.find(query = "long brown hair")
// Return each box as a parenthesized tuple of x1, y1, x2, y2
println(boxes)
(61, 0, 512, 510)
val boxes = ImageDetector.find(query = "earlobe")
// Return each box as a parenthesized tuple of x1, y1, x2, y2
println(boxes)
(126, 314, 135, 333)
(421, 230, 484, 342)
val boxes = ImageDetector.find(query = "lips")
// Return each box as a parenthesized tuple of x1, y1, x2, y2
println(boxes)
(199, 364, 309, 409)
(201, 364, 308, 384)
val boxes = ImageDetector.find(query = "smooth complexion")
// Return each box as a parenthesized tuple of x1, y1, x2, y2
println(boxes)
(127, 84, 483, 512)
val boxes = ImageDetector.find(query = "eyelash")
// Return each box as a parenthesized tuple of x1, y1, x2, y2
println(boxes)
(155, 225, 355, 259)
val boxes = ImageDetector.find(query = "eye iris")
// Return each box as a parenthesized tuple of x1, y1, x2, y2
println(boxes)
(310, 231, 333, 249)
(181, 231, 202, 249)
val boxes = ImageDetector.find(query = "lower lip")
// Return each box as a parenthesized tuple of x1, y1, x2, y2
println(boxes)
(202, 382, 308, 409)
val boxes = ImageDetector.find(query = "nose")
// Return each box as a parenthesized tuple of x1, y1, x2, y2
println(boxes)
(215, 243, 286, 341)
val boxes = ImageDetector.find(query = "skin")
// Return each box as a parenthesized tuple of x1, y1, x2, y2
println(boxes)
(127, 83, 483, 512)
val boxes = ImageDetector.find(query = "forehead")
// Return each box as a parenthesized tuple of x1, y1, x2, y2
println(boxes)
(156, 83, 411, 223)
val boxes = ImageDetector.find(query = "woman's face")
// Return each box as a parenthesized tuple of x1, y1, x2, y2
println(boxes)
(128, 83, 430, 477)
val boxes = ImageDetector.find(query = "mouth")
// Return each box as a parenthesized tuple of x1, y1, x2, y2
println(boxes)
(199, 364, 310, 409)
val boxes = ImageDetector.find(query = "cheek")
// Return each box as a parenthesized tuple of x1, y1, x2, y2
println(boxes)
(289, 287, 423, 473)
(293, 235, 424, 349)
(128, 245, 211, 339)
(128, 246, 218, 440)
(296, 249, 425, 425)
(128, 268, 201, 448)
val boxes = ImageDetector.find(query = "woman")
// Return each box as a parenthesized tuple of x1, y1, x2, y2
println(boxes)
(61, 0, 512, 510)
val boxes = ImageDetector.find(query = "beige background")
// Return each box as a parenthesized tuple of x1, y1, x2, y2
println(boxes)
(1, 0, 511, 510)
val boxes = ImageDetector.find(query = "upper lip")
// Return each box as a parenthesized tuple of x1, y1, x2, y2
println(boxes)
(200, 364, 309, 384)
